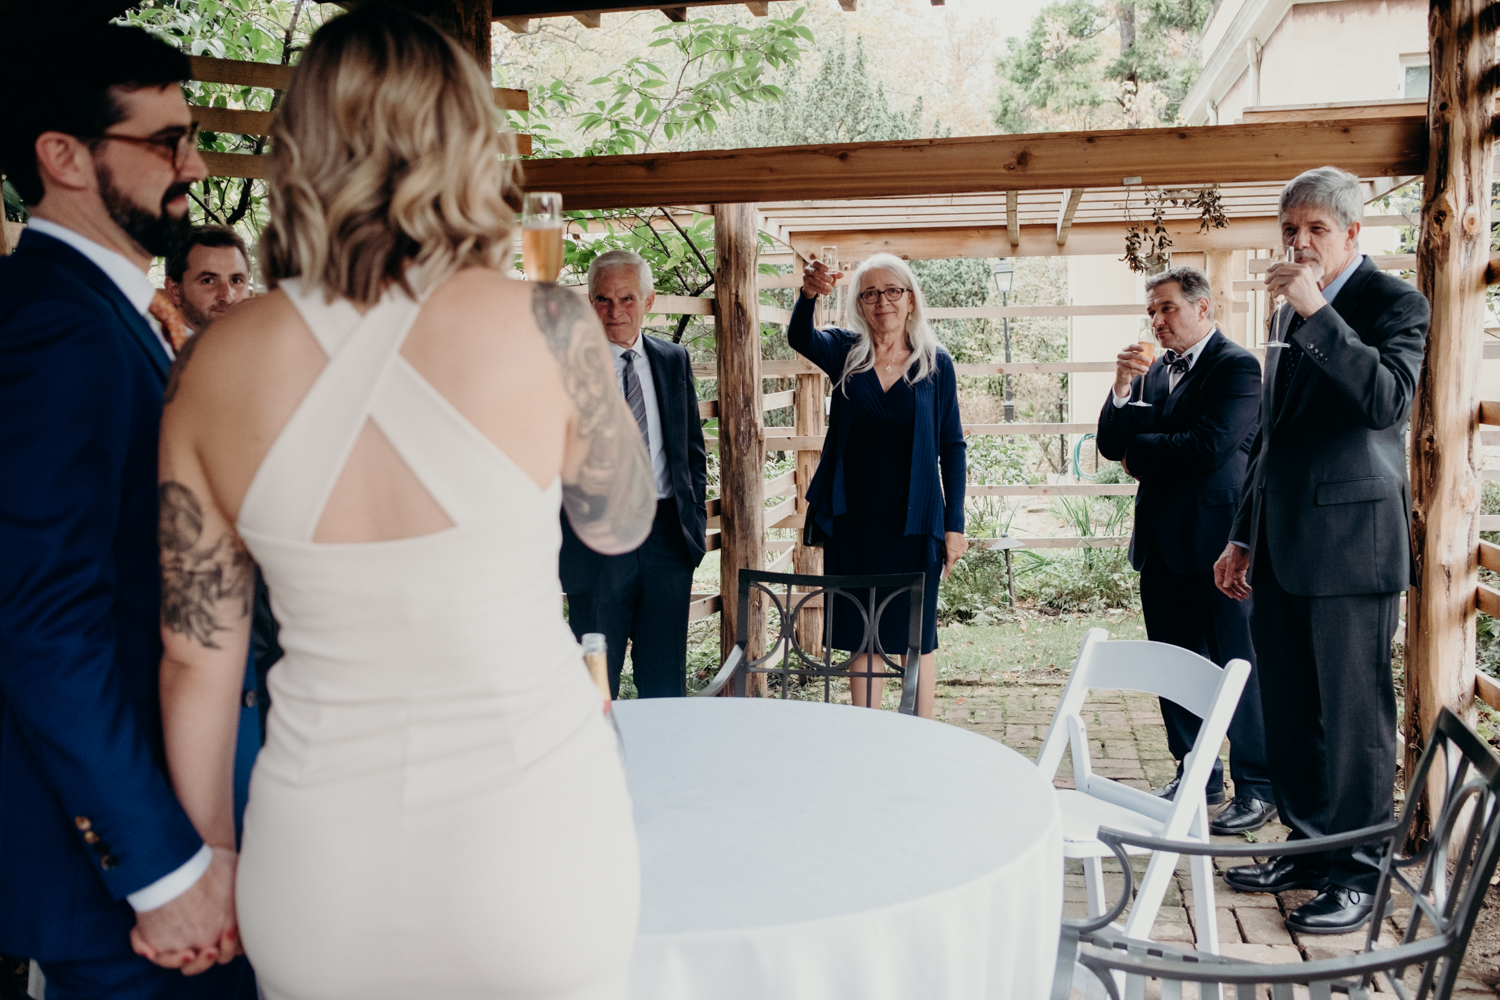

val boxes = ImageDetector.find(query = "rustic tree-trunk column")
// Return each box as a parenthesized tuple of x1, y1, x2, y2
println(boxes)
(1205, 250, 1234, 343)
(1406, 0, 1492, 838)
(715, 203, 766, 677)
(388, 0, 493, 69)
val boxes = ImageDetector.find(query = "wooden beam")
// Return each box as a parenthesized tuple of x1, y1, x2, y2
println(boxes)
(791, 326, 826, 657)
(1481, 400, 1500, 425)
(1476, 670, 1500, 711)
(659, 6, 687, 19)
(783, 216, 1284, 262)
(744, 1, 768, 13)
(1205, 249, 1234, 340)
(1239, 99, 1427, 124)
(714, 203, 765, 682)
(1006, 190, 1019, 247)
(519, 117, 1428, 211)
(838, 0, 858, 8)
(386, 0, 493, 67)
(1479, 539, 1500, 573)
(1056, 188, 1084, 246)
(188, 55, 291, 90)
(1404, 0, 1492, 841)
(572, 11, 601, 25)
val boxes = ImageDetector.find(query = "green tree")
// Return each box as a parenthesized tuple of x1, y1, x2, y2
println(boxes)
(994, 0, 1207, 133)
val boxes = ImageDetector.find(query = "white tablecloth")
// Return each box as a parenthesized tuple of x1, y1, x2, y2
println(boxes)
(614, 697, 1063, 1000)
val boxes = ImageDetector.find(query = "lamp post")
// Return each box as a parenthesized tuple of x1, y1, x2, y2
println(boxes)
(992, 258, 1015, 422)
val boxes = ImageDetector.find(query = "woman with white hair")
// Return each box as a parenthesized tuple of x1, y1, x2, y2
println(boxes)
(789, 252, 967, 719)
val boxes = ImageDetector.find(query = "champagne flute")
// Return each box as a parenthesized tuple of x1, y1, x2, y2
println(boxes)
(1266, 244, 1296, 348)
(522, 191, 565, 283)
(1129, 336, 1156, 407)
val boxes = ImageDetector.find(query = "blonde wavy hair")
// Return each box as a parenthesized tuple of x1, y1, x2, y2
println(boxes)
(261, 4, 518, 305)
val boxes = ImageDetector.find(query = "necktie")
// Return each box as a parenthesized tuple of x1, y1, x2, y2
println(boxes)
(1163, 349, 1191, 375)
(1272, 312, 1305, 418)
(620, 350, 650, 446)
(149, 290, 191, 354)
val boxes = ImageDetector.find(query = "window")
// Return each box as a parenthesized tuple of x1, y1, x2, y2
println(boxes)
(1401, 53, 1430, 99)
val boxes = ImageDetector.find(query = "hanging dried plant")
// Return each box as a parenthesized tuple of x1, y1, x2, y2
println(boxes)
(1121, 185, 1228, 272)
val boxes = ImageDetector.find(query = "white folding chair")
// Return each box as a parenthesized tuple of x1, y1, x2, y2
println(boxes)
(1036, 627, 1250, 957)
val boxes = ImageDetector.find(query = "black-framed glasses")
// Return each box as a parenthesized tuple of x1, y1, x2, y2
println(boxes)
(87, 122, 200, 171)
(858, 286, 911, 304)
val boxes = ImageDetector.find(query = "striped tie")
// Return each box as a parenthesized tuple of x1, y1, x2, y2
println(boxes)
(620, 349, 650, 445)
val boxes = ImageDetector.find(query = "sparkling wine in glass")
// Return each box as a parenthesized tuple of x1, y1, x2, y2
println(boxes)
(522, 191, 565, 283)
(1130, 336, 1157, 406)
(1267, 244, 1297, 347)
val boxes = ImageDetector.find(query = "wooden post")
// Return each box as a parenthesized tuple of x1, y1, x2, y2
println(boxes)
(1205, 250, 1234, 344)
(388, 0, 493, 69)
(1406, 0, 1491, 839)
(715, 203, 766, 679)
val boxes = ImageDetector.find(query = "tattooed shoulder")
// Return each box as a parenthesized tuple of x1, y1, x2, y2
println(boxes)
(159, 480, 254, 649)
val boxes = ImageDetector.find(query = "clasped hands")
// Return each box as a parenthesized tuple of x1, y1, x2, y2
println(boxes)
(131, 847, 241, 975)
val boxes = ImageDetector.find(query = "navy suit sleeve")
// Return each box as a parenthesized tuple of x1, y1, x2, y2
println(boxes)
(1095, 381, 1146, 461)
(0, 299, 202, 899)
(1123, 354, 1261, 480)
(787, 293, 852, 377)
(1292, 281, 1428, 431)
(685, 354, 708, 525)
(937, 356, 966, 534)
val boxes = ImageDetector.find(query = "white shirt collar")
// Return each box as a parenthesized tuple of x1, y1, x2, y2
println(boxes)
(26, 218, 156, 318)
(1169, 327, 1217, 368)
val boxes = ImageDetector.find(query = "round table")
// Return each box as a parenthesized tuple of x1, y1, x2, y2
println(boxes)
(613, 697, 1063, 1000)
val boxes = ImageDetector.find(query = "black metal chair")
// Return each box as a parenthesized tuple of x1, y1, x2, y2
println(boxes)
(1050, 706, 1500, 1000)
(693, 569, 925, 714)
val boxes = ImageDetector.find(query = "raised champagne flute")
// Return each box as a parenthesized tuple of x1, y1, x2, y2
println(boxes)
(1266, 244, 1297, 348)
(522, 191, 565, 283)
(1130, 336, 1156, 406)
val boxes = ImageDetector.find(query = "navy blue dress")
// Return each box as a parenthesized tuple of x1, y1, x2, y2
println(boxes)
(825, 370, 944, 655)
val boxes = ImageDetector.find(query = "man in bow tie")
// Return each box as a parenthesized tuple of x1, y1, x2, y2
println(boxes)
(1214, 167, 1428, 935)
(1097, 266, 1274, 836)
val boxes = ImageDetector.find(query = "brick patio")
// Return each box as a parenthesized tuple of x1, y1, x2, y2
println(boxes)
(932, 682, 1497, 996)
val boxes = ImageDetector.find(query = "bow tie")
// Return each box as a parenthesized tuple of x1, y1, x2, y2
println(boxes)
(1163, 349, 1191, 375)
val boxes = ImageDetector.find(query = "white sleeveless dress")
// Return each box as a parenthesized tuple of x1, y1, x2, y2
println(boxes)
(234, 280, 639, 1000)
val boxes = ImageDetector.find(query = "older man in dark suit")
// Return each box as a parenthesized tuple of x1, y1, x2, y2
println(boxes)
(1215, 166, 1429, 935)
(1097, 265, 1273, 835)
(0, 24, 253, 998)
(560, 250, 708, 698)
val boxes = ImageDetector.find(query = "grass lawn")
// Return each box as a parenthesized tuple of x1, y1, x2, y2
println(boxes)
(933, 607, 1145, 685)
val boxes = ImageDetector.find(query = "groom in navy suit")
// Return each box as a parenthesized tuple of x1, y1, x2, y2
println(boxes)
(0, 25, 253, 999)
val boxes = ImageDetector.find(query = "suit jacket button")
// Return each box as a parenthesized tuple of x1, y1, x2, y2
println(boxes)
(83, 831, 100, 844)
(243, 690, 258, 708)
(74, 816, 91, 832)
(100, 855, 118, 870)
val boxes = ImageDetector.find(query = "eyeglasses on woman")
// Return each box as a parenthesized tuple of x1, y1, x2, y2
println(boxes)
(857, 287, 911, 304)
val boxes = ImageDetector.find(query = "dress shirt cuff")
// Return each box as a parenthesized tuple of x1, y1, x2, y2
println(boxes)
(127, 843, 211, 912)
(1111, 390, 1130, 408)
(1229, 540, 1250, 551)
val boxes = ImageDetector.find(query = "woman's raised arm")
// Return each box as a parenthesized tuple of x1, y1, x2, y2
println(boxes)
(531, 283, 656, 556)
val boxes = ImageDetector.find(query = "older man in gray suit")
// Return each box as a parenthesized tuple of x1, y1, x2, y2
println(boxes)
(1214, 166, 1428, 935)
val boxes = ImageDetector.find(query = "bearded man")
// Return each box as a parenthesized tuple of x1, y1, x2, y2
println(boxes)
(0, 24, 254, 999)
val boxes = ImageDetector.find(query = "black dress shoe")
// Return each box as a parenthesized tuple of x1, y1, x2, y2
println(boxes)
(1224, 855, 1329, 894)
(1210, 796, 1278, 835)
(1152, 774, 1227, 806)
(1285, 885, 1394, 935)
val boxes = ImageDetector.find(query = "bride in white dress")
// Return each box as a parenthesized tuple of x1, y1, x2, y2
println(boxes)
(152, 7, 655, 998)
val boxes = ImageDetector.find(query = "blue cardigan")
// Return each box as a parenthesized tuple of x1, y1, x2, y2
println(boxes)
(787, 293, 966, 545)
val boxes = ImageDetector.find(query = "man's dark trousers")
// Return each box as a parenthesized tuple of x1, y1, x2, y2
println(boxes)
(1250, 540, 1399, 892)
(1139, 536, 1271, 802)
(566, 498, 695, 698)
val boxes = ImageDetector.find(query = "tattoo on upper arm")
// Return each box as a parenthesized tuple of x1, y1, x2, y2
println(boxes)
(531, 285, 655, 542)
(159, 481, 254, 649)
(162, 332, 203, 406)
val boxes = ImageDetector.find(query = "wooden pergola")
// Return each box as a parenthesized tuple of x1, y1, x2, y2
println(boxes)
(5, 0, 1491, 833)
